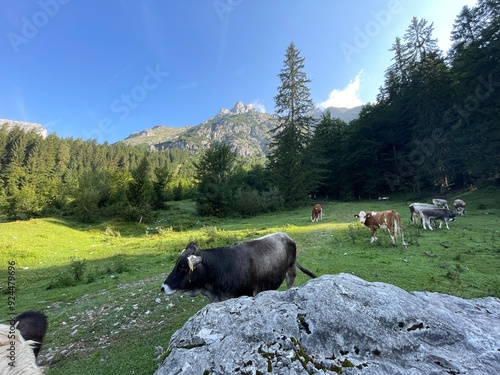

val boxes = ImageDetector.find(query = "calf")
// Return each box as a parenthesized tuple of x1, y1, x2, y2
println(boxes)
(432, 198, 449, 210)
(311, 204, 323, 222)
(419, 208, 457, 230)
(354, 210, 407, 247)
(453, 199, 466, 216)
(409, 203, 437, 225)
(161, 232, 317, 302)
(0, 310, 47, 374)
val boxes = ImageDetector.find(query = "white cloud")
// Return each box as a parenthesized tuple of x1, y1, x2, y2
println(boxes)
(251, 99, 266, 113)
(320, 71, 364, 109)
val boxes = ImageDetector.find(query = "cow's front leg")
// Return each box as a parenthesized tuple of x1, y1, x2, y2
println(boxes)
(427, 219, 433, 231)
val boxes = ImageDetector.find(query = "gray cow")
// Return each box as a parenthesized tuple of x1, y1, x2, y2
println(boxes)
(161, 232, 317, 302)
(409, 203, 437, 225)
(432, 198, 449, 209)
(419, 208, 457, 230)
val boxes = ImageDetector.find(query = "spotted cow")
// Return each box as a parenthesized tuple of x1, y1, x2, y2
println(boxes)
(311, 204, 323, 222)
(355, 209, 407, 247)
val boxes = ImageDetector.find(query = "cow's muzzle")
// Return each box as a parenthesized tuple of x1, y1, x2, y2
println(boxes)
(161, 283, 175, 295)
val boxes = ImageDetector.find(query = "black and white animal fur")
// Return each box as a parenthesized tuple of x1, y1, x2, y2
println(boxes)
(0, 311, 48, 374)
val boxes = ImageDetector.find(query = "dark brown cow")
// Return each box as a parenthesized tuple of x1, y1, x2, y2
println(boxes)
(311, 204, 323, 222)
(354, 210, 407, 247)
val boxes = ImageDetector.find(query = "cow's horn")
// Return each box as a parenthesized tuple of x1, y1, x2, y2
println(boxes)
(187, 255, 202, 272)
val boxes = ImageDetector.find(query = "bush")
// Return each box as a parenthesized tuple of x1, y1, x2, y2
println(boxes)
(199, 226, 239, 248)
(234, 188, 263, 216)
(260, 186, 284, 212)
(49, 258, 87, 289)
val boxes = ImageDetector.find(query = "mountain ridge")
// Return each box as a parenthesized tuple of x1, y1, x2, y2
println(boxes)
(0, 119, 48, 138)
(120, 102, 362, 157)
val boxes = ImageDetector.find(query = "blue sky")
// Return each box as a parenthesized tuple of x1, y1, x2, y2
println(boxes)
(0, 0, 476, 144)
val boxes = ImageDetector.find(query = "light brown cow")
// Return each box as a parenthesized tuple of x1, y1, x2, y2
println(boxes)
(354, 210, 407, 247)
(311, 204, 323, 222)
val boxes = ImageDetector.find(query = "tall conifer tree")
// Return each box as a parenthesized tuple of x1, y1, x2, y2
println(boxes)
(268, 42, 315, 207)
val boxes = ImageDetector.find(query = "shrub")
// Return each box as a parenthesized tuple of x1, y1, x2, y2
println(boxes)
(49, 258, 87, 289)
(234, 188, 263, 216)
(199, 226, 239, 248)
(260, 186, 284, 212)
(69, 257, 86, 282)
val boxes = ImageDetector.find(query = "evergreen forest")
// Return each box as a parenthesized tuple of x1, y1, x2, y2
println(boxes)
(1, 1, 498, 221)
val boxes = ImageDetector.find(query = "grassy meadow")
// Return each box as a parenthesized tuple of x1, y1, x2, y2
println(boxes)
(1, 188, 499, 374)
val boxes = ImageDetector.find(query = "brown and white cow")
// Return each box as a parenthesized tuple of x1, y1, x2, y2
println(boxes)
(453, 199, 466, 216)
(354, 210, 407, 247)
(311, 204, 323, 222)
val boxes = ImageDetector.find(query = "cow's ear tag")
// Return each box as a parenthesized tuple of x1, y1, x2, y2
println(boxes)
(187, 255, 202, 272)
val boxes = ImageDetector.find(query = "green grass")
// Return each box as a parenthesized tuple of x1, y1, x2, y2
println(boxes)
(0, 188, 499, 374)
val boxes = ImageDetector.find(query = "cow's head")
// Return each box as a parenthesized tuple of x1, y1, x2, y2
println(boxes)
(161, 242, 205, 297)
(354, 211, 369, 224)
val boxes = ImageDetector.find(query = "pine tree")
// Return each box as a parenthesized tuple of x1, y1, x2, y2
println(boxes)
(308, 111, 349, 198)
(268, 42, 315, 207)
(195, 143, 238, 217)
(448, 0, 500, 183)
(129, 156, 154, 207)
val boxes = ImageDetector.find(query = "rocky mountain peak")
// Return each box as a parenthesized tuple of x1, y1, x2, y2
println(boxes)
(0, 119, 47, 138)
(214, 102, 257, 120)
(231, 101, 255, 114)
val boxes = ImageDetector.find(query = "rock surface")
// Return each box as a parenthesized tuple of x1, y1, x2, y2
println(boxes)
(0, 119, 47, 138)
(155, 274, 500, 375)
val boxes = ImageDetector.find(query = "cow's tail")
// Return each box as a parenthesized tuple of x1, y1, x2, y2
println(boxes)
(394, 212, 407, 248)
(296, 262, 317, 279)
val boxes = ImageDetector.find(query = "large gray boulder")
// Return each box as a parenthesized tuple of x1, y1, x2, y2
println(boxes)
(155, 274, 500, 374)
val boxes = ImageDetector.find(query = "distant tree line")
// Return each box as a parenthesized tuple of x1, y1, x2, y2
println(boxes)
(1, 1, 498, 220)
(0, 127, 196, 222)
